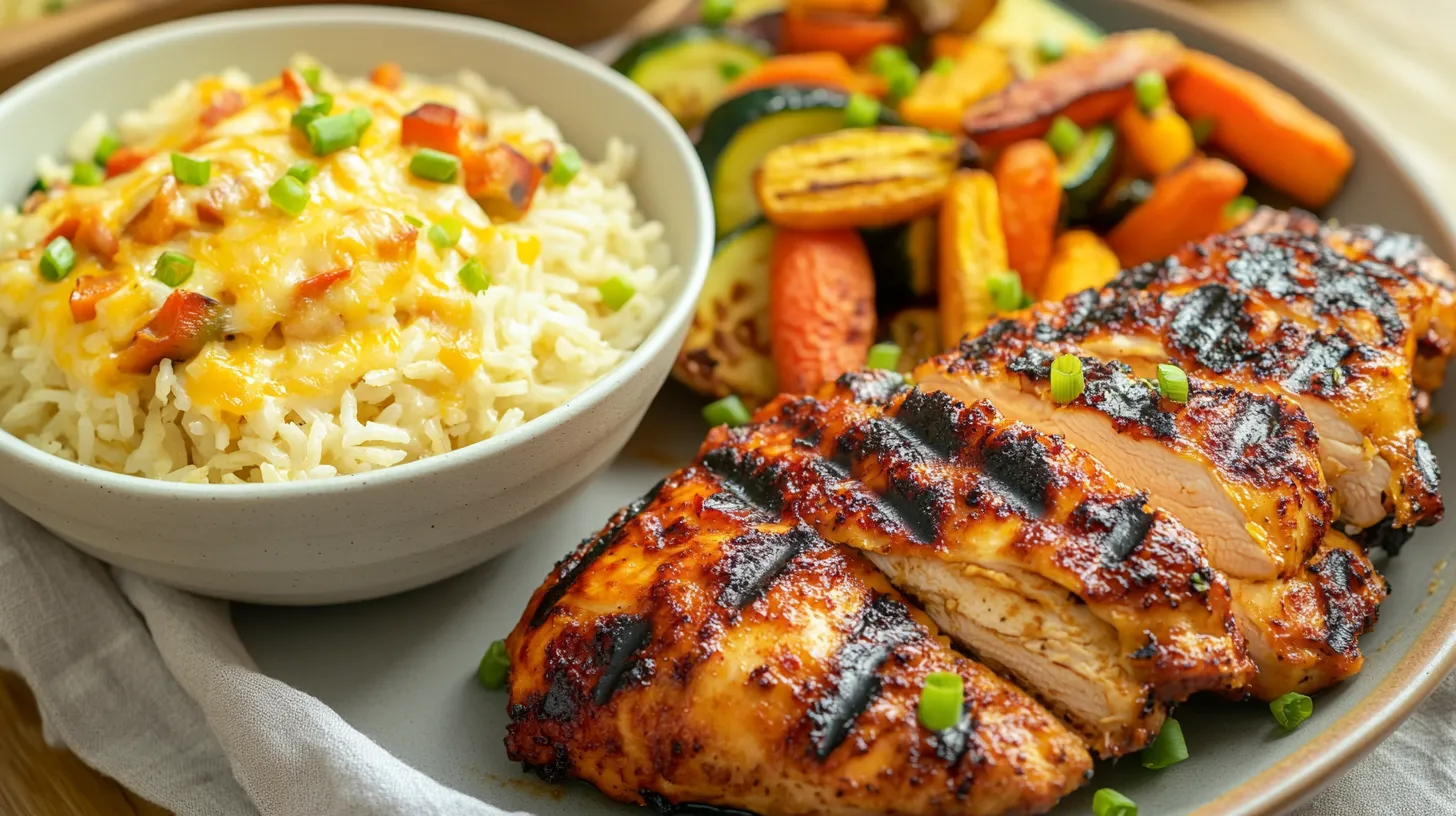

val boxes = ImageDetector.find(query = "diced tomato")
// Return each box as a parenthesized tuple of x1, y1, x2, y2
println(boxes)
(200, 88, 246, 128)
(43, 217, 80, 247)
(126, 176, 186, 246)
(280, 68, 310, 101)
(463, 142, 543, 222)
(371, 62, 404, 91)
(76, 211, 118, 263)
(401, 103, 464, 156)
(116, 290, 227, 375)
(295, 267, 352, 302)
(69, 275, 125, 323)
(104, 147, 149, 178)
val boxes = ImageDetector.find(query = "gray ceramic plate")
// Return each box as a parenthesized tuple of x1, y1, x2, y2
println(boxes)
(237, 1, 1456, 814)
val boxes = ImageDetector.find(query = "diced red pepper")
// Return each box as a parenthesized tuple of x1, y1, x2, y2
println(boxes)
(280, 68, 310, 102)
(104, 147, 149, 178)
(116, 290, 227, 374)
(43, 217, 80, 247)
(295, 267, 352, 302)
(200, 89, 246, 128)
(69, 275, 125, 323)
(126, 176, 186, 246)
(196, 178, 240, 226)
(401, 103, 463, 156)
(76, 211, 118, 264)
(370, 62, 404, 91)
(463, 142, 542, 222)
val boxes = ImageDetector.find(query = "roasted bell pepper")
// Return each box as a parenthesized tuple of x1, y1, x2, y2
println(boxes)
(116, 290, 228, 374)
(899, 41, 1014, 133)
(780, 11, 909, 63)
(69, 275, 125, 323)
(199, 89, 245, 128)
(1040, 230, 1122, 302)
(938, 169, 1008, 347)
(402, 103, 465, 156)
(295, 267, 352, 302)
(1114, 102, 1195, 178)
(104, 147, 149, 179)
(464, 142, 543, 221)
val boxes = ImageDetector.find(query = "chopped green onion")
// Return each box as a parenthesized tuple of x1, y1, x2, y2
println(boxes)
(458, 257, 491, 294)
(701, 0, 734, 26)
(286, 161, 318, 183)
(1139, 718, 1189, 769)
(170, 153, 211, 186)
(844, 92, 882, 128)
(1092, 788, 1137, 816)
(428, 216, 464, 249)
(267, 175, 310, 217)
(917, 671, 963, 731)
(305, 111, 363, 156)
(409, 148, 461, 183)
(403, 214, 424, 228)
(1329, 366, 1346, 389)
(1270, 692, 1313, 731)
(290, 93, 334, 130)
(869, 45, 910, 77)
(476, 640, 509, 689)
(1045, 115, 1083, 158)
(349, 106, 374, 133)
(703, 394, 751, 428)
(1191, 116, 1216, 146)
(93, 132, 121, 166)
(598, 276, 636, 311)
(71, 162, 104, 187)
(301, 65, 322, 90)
(1156, 363, 1189, 403)
(1050, 354, 1084, 404)
(152, 251, 195, 288)
(38, 236, 76, 282)
(866, 342, 901, 371)
(885, 61, 920, 102)
(1133, 69, 1168, 114)
(1191, 570, 1211, 593)
(718, 62, 747, 81)
(1225, 194, 1258, 222)
(1036, 35, 1065, 63)
(987, 272, 1024, 313)
(930, 56, 956, 76)
(549, 146, 582, 187)
(29, 177, 47, 195)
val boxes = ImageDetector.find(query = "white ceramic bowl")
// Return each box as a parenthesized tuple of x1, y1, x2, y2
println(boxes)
(0, 6, 713, 604)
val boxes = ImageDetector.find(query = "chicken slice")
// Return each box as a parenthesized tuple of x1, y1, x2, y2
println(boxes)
(703, 372, 1253, 756)
(507, 468, 1092, 816)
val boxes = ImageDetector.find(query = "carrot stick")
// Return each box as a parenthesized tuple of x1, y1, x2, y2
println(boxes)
(780, 11, 909, 63)
(1114, 102, 1195, 178)
(1171, 50, 1353, 208)
(727, 52, 880, 97)
(770, 229, 877, 394)
(1107, 157, 1247, 267)
(993, 140, 1061, 296)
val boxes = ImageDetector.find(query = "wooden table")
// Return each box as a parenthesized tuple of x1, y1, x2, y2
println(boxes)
(2, 0, 1453, 812)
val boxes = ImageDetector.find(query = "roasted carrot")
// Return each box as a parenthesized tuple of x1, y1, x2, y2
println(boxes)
(786, 0, 887, 14)
(69, 275, 125, 323)
(1171, 50, 1353, 208)
(769, 229, 877, 394)
(1115, 102, 1195, 178)
(993, 140, 1061, 296)
(1040, 230, 1122, 302)
(1107, 157, 1247, 267)
(41, 217, 79, 248)
(727, 52, 881, 96)
(370, 62, 404, 91)
(780, 11, 909, 63)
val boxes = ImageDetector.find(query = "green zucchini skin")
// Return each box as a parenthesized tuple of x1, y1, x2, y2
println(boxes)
(611, 26, 772, 128)
(863, 216, 938, 313)
(611, 25, 770, 76)
(1059, 124, 1119, 223)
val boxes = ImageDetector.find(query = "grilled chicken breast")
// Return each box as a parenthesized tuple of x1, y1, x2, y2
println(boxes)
(506, 467, 1092, 816)
(704, 371, 1253, 756)
(920, 338, 1332, 580)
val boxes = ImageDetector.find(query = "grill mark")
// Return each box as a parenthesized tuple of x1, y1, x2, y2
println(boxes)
(531, 480, 663, 627)
(979, 431, 1053, 518)
(1310, 547, 1363, 655)
(892, 389, 965, 460)
(1081, 362, 1176, 438)
(702, 447, 786, 517)
(717, 527, 818, 609)
(875, 473, 945, 544)
(542, 669, 580, 721)
(1280, 333, 1352, 392)
(1416, 437, 1442, 491)
(836, 369, 909, 404)
(807, 594, 922, 760)
(1074, 495, 1155, 565)
(640, 792, 760, 816)
(1167, 284, 1250, 372)
(1358, 516, 1417, 556)
(929, 709, 978, 765)
(592, 615, 653, 705)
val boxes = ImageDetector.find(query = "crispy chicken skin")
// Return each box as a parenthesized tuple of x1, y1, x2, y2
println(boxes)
(506, 468, 1092, 816)
(704, 372, 1253, 756)
(920, 338, 1332, 580)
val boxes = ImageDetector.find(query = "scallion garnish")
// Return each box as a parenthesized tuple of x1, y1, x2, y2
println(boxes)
(268, 175, 310, 216)
(869, 45, 909, 76)
(290, 93, 334, 130)
(306, 111, 362, 156)
(844, 92, 882, 128)
(152, 251, 195, 287)
(170, 153, 211, 186)
(1139, 718, 1189, 769)
(930, 56, 956, 76)
(428, 217, 463, 250)
(1156, 363, 1189, 403)
(409, 148, 461, 183)
(349, 106, 374, 133)
(286, 161, 318, 183)
(1045, 115, 1083, 158)
(38, 236, 76, 282)
(403, 214, 424, 228)
(1191, 116, 1216, 146)
(1037, 35, 1065, 63)
(718, 62, 746, 81)
(1270, 692, 1313, 731)
(1092, 788, 1137, 816)
(476, 640, 509, 689)
(1134, 70, 1168, 114)
(458, 257, 490, 294)
(549, 146, 582, 187)
(917, 671, 964, 732)
(1050, 354, 1084, 404)
(866, 342, 901, 371)
(1191, 570, 1211, 593)
(1225, 195, 1258, 222)
(987, 272, 1024, 313)
(301, 65, 322, 90)
(598, 276, 636, 311)
(702, 394, 751, 428)
(94, 132, 121, 166)
(701, 0, 734, 27)
(71, 163, 104, 187)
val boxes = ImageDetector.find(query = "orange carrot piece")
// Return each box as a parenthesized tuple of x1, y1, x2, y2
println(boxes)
(727, 52, 875, 96)
(780, 11, 910, 63)
(770, 229, 877, 394)
(786, 0, 887, 13)
(1115, 102, 1195, 178)
(69, 275, 125, 323)
(1171, 50, 1353, 208)
(1107, 157, 1247, 267)
(370, 62, 404, 91)
(104, 147, 149, 178)
(993, 140, 1061, 296)
(931, 33, 968, 61)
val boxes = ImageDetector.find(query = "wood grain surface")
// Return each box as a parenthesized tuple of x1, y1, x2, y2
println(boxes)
(2, 0, 1453, 814)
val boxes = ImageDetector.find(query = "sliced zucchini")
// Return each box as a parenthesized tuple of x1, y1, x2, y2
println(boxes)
(612, 26, 771, 129)
(1084, 176, 1154, 232)
(864, 216, 938, 312)
(887, 308, 943, 373)
(729, 0, 784, 21)
(1059, 124, 1118, 224)
(673, 219, 778, 402)
(699, 85, 853, 237)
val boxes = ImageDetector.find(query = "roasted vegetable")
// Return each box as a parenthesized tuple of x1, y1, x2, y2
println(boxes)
(962, 29, 1184, 149)
(1106, 156, 1246, 266)
(116, 290, 227, 375)
(401, 103, 464, 156)
(1040, 229, 1121, 301)
(1085, 176, 1153, 231)
(1171, 50, 1353, 208)
(126, 176, 186, 246)
(674, 219, 778, 401)
(104, 147, 149, 178)
(994, 139, 1060, 296)
(699, 85, 854, 236)
(370, 62, 404, 91)
(887, 307, 942, 371)
(863, 216, 937, 310)
(902, 0, 998, 33)
(899, 41, 1015, 133)
(295, 267, 352, 302)
(755, 127, 957, 229)
(975, 0, 1103, 75)
(1059, 123, 1119, 223)
(938, 169, 1008, 346)
(786, 0, 886, 13)
(1115, 102, 1194, 178)
(611, 26, 772, 129)
(464, 142, 543, 221)
(727, 52, 881, 96)
(780, 10, 910, 62)
(769, 229, 876, 393)
(69, 275, 124, 323)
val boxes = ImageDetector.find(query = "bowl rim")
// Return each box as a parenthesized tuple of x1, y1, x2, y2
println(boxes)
(0, 5, 715, 502)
